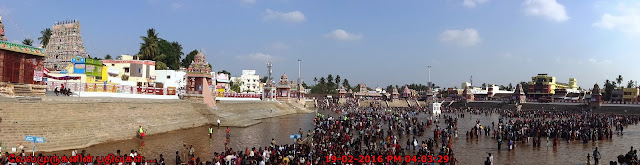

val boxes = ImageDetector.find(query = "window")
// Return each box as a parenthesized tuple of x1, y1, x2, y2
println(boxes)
(167, 75, 171, 79)
(111, 64, 115, 66)
(124, 67, 130, 73)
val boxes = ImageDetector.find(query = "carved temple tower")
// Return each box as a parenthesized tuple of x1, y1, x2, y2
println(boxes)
(590, 84, 603, 108)
(0, 16, 7, 41)
(44, 20, 89, 71)
(514, 83, 526, 104)
(462, 86, 474, 103)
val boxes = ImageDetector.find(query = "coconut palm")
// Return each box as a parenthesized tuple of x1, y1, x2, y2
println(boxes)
(22, 39, 33, 46)
(38, 28, 52, 48)
(138, 28, 159, 60)
(616, 75, 623, 89)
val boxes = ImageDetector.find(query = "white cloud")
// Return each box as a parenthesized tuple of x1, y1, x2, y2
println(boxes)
(500, 52, 532, 63)
(593, 3, 640, 34)
(523, 0, 569, 22)
(501, 53, 513, 59)
(263, 9, 305, 23)
(439, 28, 481, 47)
(270, 42, 290, 51)
(324, 29, 363, 41)
(170, 2, 182, 9)
(588, 58, 613, 65)
(239, 0, 256, 4)
(463, 0, 488, 8)
(237, 53, 274, 62)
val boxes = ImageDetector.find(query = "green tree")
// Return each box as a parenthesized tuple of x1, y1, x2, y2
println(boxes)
(218, 70, 231, 76)
(481, 83, 487, 88)
(105, 54, 113, 60)
(138, 28, 159, 60)
(342, 79, 351, 90)
(507, 83, 513, 91)
(22, 39, 33, 46)
(386, 85, 394, 94)
(519, 81, 529, 94)
(155, 61, 168, 70)
(335, 75, 341, 87)
(319, 77, 326, 85)
(313, 77, 318, 84)
(155, 39, 183, 70)
(327, 74, 334, 84)
(260, 77, 268, 83)
(230, 81, 241, 92)
(616, 75, 623, 89)
(38, 28, 52, 48)
(604, 80, 615, 101)
(181, 50, 199, 68)
(627, 80, 636, 88)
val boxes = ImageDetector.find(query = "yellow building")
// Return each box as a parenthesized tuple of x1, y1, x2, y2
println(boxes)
(622, 87, 639, 103)
(527, 74, 578, 98)
(102, 55, 156, 86)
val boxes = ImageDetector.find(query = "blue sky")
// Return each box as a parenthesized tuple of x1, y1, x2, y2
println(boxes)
(1, 0, 639, 88)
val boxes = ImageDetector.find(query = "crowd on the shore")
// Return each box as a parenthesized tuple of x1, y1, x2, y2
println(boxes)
(3, 98, 640, 165)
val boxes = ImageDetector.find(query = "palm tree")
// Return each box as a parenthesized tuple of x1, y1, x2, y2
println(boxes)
(138, 28, 160, 60)
(616, 75, 623, 89)
(335, 75, 341, 87)
(38, 28, 52, 48)
(22, 39, 33, 46)
(170, 41, 183, 70)
(313, 77, 318, 84)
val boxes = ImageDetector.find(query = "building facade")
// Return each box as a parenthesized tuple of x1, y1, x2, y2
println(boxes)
(155, 70, 186, 89)
(44, 20, 89, 71)
(239, 70, 261, 93)
(0, 40, 46, 84)
(102, 55, 156, 86)
(527, 74, 578, 98)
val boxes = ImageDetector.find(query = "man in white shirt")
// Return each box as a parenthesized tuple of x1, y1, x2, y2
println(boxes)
(488, 153, 493, 165)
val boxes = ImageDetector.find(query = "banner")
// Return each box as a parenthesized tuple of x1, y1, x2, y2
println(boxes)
(33, 71, 43, 81)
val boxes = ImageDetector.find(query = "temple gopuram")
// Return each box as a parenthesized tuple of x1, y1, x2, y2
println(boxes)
(183, 52, 215, 108)
(0, 16, 47, 97)
(44, 20, 89, 71)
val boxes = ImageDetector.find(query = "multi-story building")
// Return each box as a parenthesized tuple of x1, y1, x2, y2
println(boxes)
(238, 70, 262, 93)
(623, 87, 640, 103)
(44, 20, 89, 71)
(102, 55, 156, 86)
(527, 74, 578, 98)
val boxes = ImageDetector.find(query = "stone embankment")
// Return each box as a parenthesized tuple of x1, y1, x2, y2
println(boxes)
(0, 97, 313, 153)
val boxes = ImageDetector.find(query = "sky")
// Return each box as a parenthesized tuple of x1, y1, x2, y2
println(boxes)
(1, 0, 639, 89)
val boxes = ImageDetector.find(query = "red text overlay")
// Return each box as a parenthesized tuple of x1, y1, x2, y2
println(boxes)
(325, 155, 450, 163)
(7, 154, 156, 165)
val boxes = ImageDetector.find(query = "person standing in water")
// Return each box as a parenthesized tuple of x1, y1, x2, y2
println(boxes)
(593, 147, 600, 165)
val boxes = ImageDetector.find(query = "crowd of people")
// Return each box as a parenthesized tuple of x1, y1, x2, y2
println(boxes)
(3, 98, 640, 165)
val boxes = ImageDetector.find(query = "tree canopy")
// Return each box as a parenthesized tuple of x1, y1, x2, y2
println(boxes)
(38, 28, 52, 48)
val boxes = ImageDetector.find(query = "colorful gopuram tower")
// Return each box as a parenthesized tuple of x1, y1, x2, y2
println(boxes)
(184, 52, 215, 108)
(44, 20, 89, 71)
(0, 16, 7, 41)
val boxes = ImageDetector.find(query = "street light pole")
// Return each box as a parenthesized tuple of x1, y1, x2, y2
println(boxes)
(298, 59, 302, 98)
(298, 59, 301, 84)
(428, 65, 431, 89)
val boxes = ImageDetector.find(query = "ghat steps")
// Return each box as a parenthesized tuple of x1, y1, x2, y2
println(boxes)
(0, 100, 214, 152)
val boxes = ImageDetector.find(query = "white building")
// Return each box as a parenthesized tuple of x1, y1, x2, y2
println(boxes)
(155, 70, 187, 89)
(238, 70, 262, 93)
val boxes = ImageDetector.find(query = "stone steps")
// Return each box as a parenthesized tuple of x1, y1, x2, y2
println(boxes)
(0, 100, 215, 152)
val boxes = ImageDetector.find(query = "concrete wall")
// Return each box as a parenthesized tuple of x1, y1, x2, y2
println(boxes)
(0, 99, 215, 152)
